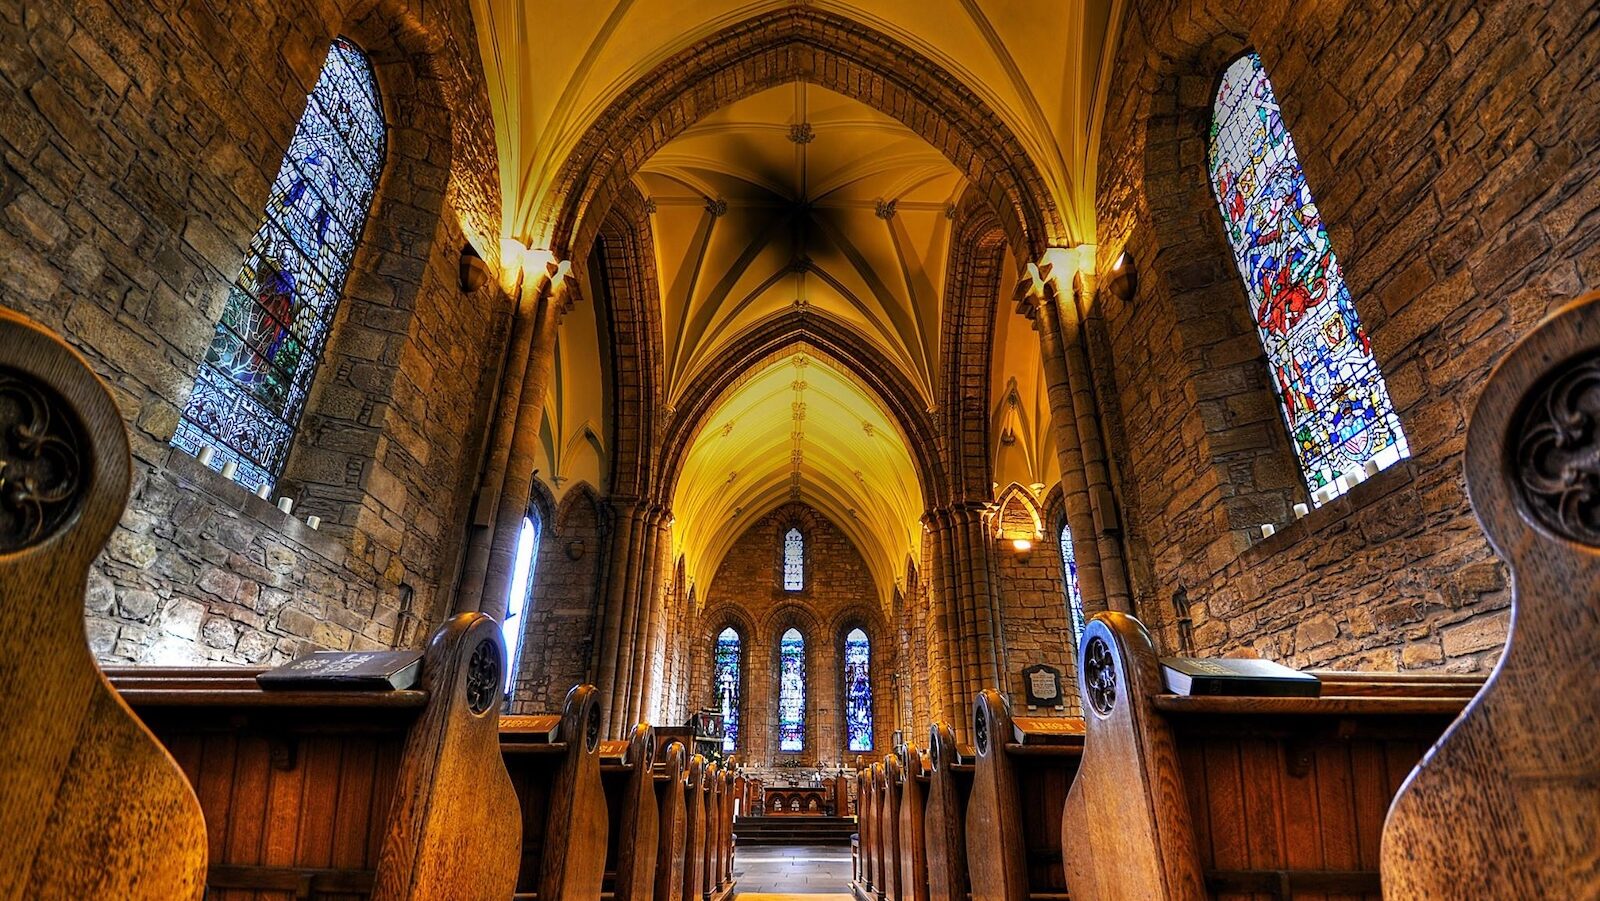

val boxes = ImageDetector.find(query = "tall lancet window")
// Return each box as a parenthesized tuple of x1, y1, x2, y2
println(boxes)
(782, 527, 804, 590)
(503, 513, 540, 693)
(778, 628, 806, 751)
(1059, 521, 1087, 650)
(844, 628, 873, 751)
(172, 38, 387, 491)
(1208, 52, 1407, 499)
(715, 627, 742, 752)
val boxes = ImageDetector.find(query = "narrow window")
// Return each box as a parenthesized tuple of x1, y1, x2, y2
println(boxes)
(844, 627, 873, 751)
(778, 627, 805, 751)
(172, 38, 387, 491)
(503, 514, 540, 693)
(715, 627, 742, 752)
(782, 527, 804, 590)
(1208, 52, 1408, 500)
(1060, 520, 1086, 650)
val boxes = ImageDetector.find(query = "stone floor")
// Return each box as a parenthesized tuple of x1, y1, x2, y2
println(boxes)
(732, 844, 854, 899)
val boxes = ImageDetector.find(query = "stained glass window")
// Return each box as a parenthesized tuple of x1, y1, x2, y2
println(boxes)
(715, 627, 742, 752)
(1208, 52, 1408, 499)
(172, 38, 386, 491)
(844, 627, 873, 751)
(782, 527, 804, 590)
(1059, 521, 1086, 650)
(778, 627, 805, 751)
(502, 514, 540, 693)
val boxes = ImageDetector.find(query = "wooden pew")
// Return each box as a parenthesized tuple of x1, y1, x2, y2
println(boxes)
(925, 723, 974, 901)
(1381, 290, 1600, 899)
(654, 740, 689, 901)
(681, 755, 709, 901)
(877, 756, 904, 901)
(965, 689, 1083, 901)
(896, 744, 931, 901)
(598, 725, 659, 901)
(0, 305, 208, 899)
(501, 683, 608, 901)
(1062, 612, 1480, 901)
(110, 612, 523, 901)
(853, 763, 879, 898)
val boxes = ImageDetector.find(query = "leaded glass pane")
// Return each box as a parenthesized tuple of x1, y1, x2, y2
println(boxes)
(1060, 522, 1086, 650)
(1208, 52, 1408, 499)
(844, 628, 872, 752)
(783, 527, 804, 590)
(503, 515, 539, 694)
(715, 627, 741, 752)
(778, 628, 805, 751)
(174, 37, 385, 491)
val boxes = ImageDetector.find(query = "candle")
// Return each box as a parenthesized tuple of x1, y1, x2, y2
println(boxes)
(1260, 523, 1276, 538)
(220, 460, 238, 480)
(1363, 458, 1381, 478)
(1293, 503, 1309, 519)
(277, 497, 294, 515)
(1346, 468, 1365, 487)
(196, 445, 216, 467)
(306, 515, 321, 531)
(255, 484, 271, 500)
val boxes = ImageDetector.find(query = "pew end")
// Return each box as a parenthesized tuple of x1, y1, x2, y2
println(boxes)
(0, 306, 208, 899)
(1382, 291, 1600, 899)
(502, 683, 608, 901)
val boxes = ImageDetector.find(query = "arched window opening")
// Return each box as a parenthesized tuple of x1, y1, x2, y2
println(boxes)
(172, 38, 387, 491)
(1059, 521, 1086, 651)
(1208, 52, 1408, 502)
(778, 627, 805, 751)
(844, 627, 873, 751)
(715, 627, 742, 752)
(782, 527, 804, 591)
(503, 513, 540, 693)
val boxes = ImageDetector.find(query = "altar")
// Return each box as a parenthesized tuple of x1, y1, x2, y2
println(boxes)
(762, 785, 832, 816)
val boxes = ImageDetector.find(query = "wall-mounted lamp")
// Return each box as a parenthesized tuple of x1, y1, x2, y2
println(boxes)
(459, 243, 490, 293)
(1011, 538, 1033, 553)
(1106, 251, 1138, 303)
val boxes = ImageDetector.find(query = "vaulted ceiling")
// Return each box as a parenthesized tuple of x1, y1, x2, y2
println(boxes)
(485, 1, 1123, 598)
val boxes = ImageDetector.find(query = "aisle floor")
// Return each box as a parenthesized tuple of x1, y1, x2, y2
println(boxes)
(732, 844, 854, 899)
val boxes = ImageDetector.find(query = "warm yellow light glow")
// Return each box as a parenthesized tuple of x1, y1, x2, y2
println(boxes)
(499, 237, 529, 293)
(1011, 538, 1033, 552)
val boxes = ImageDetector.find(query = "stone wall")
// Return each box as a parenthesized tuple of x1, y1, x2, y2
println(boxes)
(994, 490, 1082, 716)
(692, 503, 894, 768)
(506, 485, 606, 713)
(1089, 0, 1600, 671)
(0, 0, 503, 662)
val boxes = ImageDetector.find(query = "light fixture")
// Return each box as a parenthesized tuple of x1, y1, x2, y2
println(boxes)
(1107, 250, 1138, 302)
(1012, 538, 1033, 553)
(459, 243, 490, 293)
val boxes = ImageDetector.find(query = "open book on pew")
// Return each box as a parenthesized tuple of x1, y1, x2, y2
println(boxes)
(255, 648, 424, 690)
(1159, 656, 1321, 697)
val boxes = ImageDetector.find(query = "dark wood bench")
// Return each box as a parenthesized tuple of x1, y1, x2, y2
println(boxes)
(598, 725, 659, 901)
(109, 612, 524, 901)
(1062, 613, 1481, 901)
(501, 684, 608, 901)
(653, 740, 690, 901)
(966, 690, 1083, 901)
(0, 305, 208, 899)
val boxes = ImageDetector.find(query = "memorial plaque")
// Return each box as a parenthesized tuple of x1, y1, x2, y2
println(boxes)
(1022, 663, 1064, 708)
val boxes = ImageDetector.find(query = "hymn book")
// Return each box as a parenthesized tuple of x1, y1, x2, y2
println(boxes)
(1159, 657, 1321, 697)
(256, 649, 424, 691)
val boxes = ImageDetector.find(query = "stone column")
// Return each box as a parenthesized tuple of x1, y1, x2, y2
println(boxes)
(1029, 268, 1111, 614)
(593, 497, 642, 736)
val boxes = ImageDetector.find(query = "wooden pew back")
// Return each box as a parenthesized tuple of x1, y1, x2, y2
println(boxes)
(0, 305, 207, 899)
(925, 723, 973, 901)
(1382, 291, 1600, 900)
(501, 683, 607, 901)
(654, 741, 689, 901)
(605, 725, 659, 901)
(1062, 613, 1475, 901)
(114, 612, 522, 901)
(896, 745, 931, 901)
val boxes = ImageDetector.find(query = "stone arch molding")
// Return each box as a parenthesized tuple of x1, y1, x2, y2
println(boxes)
(536, 7, 1067, 268)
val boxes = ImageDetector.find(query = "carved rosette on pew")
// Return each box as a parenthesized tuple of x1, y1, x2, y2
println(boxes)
(1061, 615, 1207, 901)
(0, 307, 208, 900)
(1382, 292, 1600, 899)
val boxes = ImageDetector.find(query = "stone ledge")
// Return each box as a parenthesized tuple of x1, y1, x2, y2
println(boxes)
(1241, 457, 1421, 563)
(158, 446, 348, 566)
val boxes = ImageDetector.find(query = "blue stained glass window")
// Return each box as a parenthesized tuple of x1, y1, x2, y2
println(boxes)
(1208, 52, 1408, 498)
(715, 627, 741, 752)
(844, 628, 873, 752)
(1059, 521, 1086, 650)
(783, 527, 804, 590)
(503, 514, 540, 694)
(172, 38, 386, 491)
(778, 627, 805, 751)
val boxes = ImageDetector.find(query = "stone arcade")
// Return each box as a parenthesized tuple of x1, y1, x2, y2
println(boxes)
(0, 1, 1595, 899)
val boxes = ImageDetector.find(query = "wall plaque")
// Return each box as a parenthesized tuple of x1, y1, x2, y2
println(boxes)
(1022, 663, 1065, 708)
